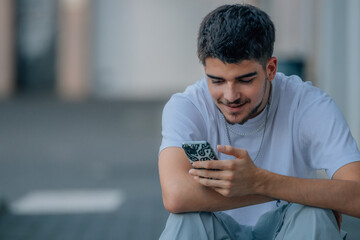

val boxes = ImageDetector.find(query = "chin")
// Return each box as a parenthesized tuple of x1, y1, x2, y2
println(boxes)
(225, 114, 248, 125)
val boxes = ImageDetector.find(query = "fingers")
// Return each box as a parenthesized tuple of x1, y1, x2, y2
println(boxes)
(192, 159, 236, 171)
(189, 168, 235, 181)
(217, 145, 248, 158)
(190, 173, 236, 197)
(192, 175, 232, 189)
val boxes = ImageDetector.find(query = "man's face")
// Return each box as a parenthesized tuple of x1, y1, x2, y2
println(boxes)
(205, 58, 275, 124)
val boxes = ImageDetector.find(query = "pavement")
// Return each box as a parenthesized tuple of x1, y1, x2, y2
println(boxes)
(0, 96, 359, 240)
(0, 96, 169, 239)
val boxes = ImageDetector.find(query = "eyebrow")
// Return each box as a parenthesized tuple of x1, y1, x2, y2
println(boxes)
(206, 71, 258, 80)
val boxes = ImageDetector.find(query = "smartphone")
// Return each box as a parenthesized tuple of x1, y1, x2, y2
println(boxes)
(182, 141, 218, 163)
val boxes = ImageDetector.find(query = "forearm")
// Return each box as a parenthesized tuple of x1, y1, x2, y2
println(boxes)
(160, 147, 273, 213)
(189, 146, 360, 217)
(256, 169, 360, 217)
(195, 193, 273, 213)
(163, 178, 272, 213)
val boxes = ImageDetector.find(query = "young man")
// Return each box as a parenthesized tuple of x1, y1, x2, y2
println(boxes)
(158, 4, 360, 239)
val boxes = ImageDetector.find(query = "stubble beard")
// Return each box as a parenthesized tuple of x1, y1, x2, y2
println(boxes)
(223, 79, 268, 125)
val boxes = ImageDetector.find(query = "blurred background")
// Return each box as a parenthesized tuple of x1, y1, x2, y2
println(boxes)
(0, 0, 359, 239)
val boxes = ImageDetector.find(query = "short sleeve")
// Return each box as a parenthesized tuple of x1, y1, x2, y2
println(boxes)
(297, 87, 360, 178)
(159, 94, 208, 153)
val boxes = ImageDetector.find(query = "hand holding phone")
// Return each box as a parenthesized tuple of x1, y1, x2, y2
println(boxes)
(182, 141, 218, 163)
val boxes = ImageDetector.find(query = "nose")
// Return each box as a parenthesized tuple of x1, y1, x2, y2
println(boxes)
(224, 83, 239, 103)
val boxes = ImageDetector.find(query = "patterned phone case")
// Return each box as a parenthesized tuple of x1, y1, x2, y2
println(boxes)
(182, 141, 218, 163)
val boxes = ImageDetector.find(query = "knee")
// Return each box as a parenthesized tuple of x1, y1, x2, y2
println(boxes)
(160, 212, 216, 240)
(288, 204, 338, 230)
(293, 204, 335, 220)
(165, 212, 214, 229)
(274, 204, 342, 240)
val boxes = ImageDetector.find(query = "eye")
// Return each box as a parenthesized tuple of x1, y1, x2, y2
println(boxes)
(211, 80, 224, 85)
(239, 78, 255, 84)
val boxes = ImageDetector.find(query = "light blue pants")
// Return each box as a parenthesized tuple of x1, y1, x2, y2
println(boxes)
(159, 203, 347, 240)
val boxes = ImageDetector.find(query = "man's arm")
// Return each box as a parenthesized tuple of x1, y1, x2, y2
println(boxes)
(159, 147, 273, 213)
(261, 160, 360, 217)
(191, 145, 360, 218)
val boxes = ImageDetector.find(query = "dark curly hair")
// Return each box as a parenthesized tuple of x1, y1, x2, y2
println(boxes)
(197, 4, 275, 68)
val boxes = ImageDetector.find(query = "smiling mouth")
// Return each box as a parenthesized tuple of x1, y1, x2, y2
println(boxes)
(224, 99, 249, 107)
(223, 102, 248, 113)
(227, 103, 246, 108)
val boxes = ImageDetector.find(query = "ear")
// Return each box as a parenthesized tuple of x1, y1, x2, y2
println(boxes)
(266, 57, 277, 81)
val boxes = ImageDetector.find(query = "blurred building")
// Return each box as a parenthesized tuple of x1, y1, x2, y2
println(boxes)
(0, 0, 359, 145)
(15, 0, 58, 94)
(0, 0, 15, 98)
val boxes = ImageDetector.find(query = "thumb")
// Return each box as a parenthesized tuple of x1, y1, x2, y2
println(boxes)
(217, 145, 248, 159)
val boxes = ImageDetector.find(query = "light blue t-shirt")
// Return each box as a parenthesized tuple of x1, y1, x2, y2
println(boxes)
(160, 72, 360, 226)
